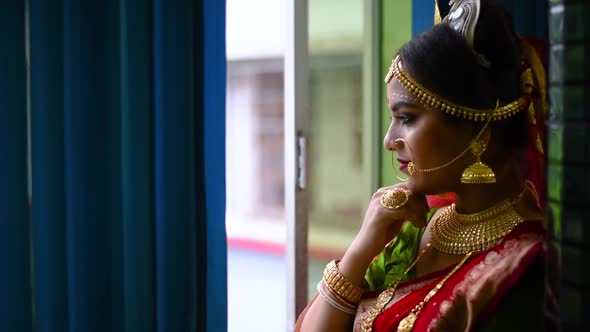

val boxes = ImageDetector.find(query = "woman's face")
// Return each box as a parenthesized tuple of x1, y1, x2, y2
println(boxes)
(384, 78, 475, 194)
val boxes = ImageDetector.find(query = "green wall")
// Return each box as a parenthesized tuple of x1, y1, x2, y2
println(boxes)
(309, 0, 363, 53)
(379, 1, 412, 187)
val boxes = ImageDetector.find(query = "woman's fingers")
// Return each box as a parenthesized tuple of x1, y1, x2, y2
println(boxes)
(351, 185, 428, 259)
(374, 185, 428, 227)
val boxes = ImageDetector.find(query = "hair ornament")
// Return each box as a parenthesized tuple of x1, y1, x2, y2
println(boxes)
(443, 0, 491, 67)
(443, 0, 480, 48)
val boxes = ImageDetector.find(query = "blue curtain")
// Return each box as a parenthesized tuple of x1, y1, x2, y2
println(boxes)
(1, 0, 227, 331)
(0, 1, 31, 331)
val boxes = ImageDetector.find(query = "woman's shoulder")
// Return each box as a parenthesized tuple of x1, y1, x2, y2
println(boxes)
(423, 219, 546, 331)
(475, 253, 545, 331)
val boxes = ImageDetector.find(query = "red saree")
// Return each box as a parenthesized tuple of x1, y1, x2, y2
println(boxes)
(353, 220, 545, 332)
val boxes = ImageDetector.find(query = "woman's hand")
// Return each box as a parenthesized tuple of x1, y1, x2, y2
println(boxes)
(297, 185, 429, 332)
(345, 184, 429, 269)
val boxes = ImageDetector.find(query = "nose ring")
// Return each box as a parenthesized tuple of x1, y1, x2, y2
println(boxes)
(390, 150, 410, 182)
(391, 138, 417, 177)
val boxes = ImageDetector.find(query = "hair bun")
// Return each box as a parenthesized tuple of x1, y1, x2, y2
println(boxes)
(472, 0, 521, 101)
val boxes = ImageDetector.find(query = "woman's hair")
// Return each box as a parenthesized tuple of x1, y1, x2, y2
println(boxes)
(397, 0, 527, 150)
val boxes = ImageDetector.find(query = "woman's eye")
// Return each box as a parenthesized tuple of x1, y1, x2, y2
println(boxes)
(394, 113, 414, 125)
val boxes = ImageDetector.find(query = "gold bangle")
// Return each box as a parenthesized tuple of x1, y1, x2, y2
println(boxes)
(322, 260, 363, 304)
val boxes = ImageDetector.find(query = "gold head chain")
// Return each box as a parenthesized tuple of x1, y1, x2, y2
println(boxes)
(385, 55, 528, 122)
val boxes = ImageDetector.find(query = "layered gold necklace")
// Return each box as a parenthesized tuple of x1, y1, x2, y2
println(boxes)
(430, 194, 525, 255)
(361, 187, 531, 332)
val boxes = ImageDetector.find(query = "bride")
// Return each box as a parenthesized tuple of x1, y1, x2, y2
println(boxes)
(296, 0, 548, 331)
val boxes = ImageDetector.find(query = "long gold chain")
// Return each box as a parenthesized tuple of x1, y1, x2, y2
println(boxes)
(397, 251, 473, 332)
(361, 244, 473, 332)
(360, 243, 432, 332)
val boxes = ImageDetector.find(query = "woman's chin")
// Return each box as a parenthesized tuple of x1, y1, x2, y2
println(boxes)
(405, 177, 431, 196)
(405, 178, 418, 193)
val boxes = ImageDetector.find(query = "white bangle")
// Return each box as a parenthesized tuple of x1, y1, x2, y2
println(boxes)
(317, 281, 357, 315)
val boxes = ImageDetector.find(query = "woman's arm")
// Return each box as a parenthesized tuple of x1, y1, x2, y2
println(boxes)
(297, 248, 376, 331)
(297, 185, 429, 332)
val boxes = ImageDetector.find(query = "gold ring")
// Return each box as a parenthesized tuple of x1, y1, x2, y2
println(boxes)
(379, 187, 410, 210)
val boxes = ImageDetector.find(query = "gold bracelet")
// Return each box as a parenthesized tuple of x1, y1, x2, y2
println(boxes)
(322, 260, 363, 304)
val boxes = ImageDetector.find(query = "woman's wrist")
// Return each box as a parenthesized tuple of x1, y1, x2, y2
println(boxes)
(337, 247, 375, 287)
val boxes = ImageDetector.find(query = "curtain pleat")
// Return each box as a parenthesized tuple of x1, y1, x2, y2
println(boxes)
(120, 0, 156, 331)
(62, 0, 124, 330)
(29, 0, 68, 331)
(153, 0, 200, 330)
(0, 2, 32, 331)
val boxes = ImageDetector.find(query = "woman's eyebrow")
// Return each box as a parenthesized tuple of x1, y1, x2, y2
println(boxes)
(390, 100, 418, 112)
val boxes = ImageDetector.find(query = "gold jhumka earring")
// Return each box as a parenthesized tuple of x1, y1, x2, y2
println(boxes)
(460, 135, 496, 183)
(460, 102, 498, 184)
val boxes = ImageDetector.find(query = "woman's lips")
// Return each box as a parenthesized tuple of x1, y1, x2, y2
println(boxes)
(397, 158, 410, 171)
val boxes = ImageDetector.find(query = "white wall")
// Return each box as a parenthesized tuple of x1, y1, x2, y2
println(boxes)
(226, 0, 363, 60)
(226, 0, 286, 60)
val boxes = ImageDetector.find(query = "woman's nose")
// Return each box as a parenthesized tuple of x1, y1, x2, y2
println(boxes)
(383, 122, 396, 151)
(383, 134, 397, 151)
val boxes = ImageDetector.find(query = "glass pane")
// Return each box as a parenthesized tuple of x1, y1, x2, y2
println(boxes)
(227, 0, 374, 329)
(307, 0, 367, 299)
(226, 0, 286, 331)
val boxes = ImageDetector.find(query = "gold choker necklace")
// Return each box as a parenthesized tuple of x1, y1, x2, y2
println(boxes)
(430, 197, 525, 255)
